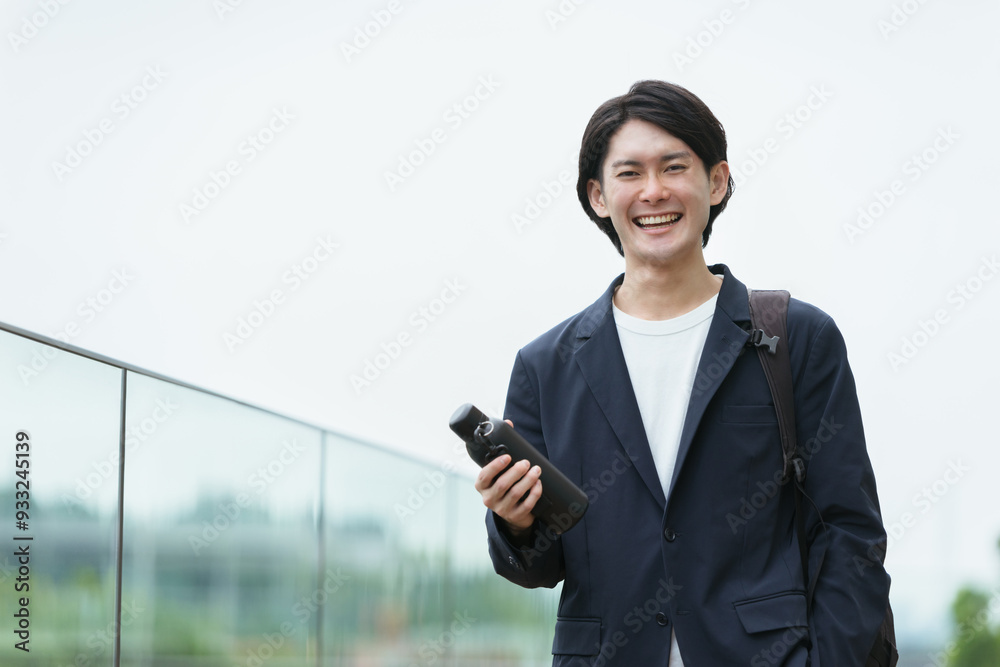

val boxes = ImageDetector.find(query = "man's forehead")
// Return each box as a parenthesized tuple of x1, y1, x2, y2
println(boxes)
(603, 120, 695, 158)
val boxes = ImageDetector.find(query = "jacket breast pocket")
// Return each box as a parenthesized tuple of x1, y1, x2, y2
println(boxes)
(733, 590, 808, 634)
(551, 617, 601, 656)
(722, 404, 777, 425)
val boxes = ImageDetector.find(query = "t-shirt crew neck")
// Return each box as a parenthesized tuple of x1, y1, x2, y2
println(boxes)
(612, 293, 718, 336)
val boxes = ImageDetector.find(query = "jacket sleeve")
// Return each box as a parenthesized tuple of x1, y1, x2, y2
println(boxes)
(793, 315, 891, 666)
(485, 350, 565, 589)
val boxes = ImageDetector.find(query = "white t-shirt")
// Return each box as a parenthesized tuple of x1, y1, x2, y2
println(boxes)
(612, 291, 718, 666)
(613, 293, 718, 498)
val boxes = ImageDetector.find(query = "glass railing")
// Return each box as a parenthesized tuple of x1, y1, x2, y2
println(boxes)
(0, 323, 559, 666)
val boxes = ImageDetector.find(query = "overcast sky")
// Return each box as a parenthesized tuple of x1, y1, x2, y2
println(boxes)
(2, 0, 999, 648)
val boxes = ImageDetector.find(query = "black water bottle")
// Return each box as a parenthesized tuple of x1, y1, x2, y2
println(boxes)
(449, 403, 588, 534)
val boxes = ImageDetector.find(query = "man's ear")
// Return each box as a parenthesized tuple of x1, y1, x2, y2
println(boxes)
(587, 178, 609, 218)
(709, 161, 730, 206)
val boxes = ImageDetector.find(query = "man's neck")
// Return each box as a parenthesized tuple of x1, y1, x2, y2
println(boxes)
(614, 259, 722, 321)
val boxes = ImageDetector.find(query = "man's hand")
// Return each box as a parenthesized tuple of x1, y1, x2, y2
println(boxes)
(473, 420, 543, 538)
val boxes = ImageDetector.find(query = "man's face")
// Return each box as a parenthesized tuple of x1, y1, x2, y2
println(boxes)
(587, 118, 729, 269)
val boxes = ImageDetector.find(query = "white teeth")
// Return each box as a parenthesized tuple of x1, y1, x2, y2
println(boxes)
(635, 213, 681, 226)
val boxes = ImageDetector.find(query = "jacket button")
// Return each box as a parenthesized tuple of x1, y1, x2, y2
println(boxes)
(656, 612, 668, 626)
(663, 528, 677, 542)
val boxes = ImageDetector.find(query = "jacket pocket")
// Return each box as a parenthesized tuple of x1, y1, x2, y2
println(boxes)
(733, 591, 808, 634)
(722, 404, 777, 424)
(551, 617, 601, 655)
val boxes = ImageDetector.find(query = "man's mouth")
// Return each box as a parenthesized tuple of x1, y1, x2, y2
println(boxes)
(633, 213, 682, 229)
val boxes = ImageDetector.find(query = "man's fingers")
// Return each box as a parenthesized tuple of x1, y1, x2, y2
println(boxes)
(482, 459, 531, 506)
(502, 475, 543, 529)
(522, 479, 543, 515)
(498, 465, 542, 515)
(474, 455, 512, 492)
(509, 465, 541, 502)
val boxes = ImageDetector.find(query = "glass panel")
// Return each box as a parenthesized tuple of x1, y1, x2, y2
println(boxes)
(0, 325, 559, 666)
(448, 474, 561, 664)
(322, 437, 451, 665)
(119, 372, 322, 667)
(0, 329, 122, 667)
(322, 437, 559, 666)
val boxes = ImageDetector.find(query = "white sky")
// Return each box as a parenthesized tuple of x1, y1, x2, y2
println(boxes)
(2, 0, 999, 649)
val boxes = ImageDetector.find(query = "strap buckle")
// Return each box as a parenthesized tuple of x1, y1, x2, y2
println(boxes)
(785, 456, 806, 484)
(747, 328, 780, 355)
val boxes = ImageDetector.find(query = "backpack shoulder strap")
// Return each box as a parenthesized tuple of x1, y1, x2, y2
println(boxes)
(747, 289, 803, 485)
(747, 289, 813, 612)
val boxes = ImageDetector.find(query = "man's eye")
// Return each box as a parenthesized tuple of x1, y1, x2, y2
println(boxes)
(665, 164, 685, 172)
(617, 171, 638, 177)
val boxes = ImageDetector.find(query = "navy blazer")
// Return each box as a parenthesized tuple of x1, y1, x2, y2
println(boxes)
(486, 264, 890, 666)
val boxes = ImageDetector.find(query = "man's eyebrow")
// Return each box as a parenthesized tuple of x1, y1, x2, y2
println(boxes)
(609, 151, 692, 169)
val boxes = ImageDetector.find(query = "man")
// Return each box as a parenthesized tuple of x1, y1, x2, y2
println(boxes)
(474, 80, 890, 665)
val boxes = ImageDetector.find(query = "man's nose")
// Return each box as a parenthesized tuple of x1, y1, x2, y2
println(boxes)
(640, 174, 669, 202)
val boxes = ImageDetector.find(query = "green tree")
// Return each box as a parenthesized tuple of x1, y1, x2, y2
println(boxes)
(945, 538, 1000, 666)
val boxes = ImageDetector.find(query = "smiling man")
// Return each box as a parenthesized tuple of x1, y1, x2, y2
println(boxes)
(474, 81, 892, 666)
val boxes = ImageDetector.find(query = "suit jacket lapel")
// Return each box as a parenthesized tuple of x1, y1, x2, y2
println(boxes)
(574, 274, 668, 510)
(572, 266, 754, 512)
(665, 264, 752, 504)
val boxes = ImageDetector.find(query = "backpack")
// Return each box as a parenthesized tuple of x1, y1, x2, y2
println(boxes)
(747, 289, 898, 667)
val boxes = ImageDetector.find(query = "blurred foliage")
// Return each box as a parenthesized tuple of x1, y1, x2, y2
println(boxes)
(944, 538, 1000, 666)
